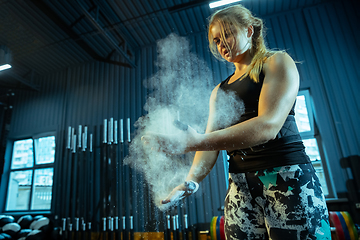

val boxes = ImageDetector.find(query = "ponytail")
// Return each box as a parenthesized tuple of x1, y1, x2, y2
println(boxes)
(247, 18, 277, 83)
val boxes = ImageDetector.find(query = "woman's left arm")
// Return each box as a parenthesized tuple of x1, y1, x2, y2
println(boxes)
(190, 52, 300, 152)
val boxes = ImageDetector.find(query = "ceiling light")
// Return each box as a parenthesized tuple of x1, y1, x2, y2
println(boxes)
(0, 45, 12, 72)
(0, 64, 12, 72)
(209, 0, 242, 9)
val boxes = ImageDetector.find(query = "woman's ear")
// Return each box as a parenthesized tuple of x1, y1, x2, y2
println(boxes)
(247, 25, 254, 38)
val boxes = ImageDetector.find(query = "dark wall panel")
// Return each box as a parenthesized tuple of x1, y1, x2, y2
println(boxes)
(262, 1, 360, 196)
(6, 36, 229, 230)
(303, 1, 360, 156)
(302, 1, 360, 196)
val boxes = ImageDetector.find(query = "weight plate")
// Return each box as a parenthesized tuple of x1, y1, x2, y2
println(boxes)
(216, 216, 221, 240)
(212, 216, 218, 240)
(341, 211, 359, 240)
(210, 216, 218, 240)
(220, 216, 225, 240)
(336, 211, 351, 240)
(329, 211, 345, 240)
(210, 217, 214, 240)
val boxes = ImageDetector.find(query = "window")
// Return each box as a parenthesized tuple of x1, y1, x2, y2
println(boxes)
(5, 135, 55, 211)
(295, 90, 331, 196)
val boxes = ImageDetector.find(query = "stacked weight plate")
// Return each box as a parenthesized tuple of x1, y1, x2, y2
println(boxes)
(329, 211, 359, 240)
(211, 212, 359, 240)
(210, 216, 225, 240)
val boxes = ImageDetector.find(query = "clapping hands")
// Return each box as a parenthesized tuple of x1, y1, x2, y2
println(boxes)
(141, 121, 200, 154)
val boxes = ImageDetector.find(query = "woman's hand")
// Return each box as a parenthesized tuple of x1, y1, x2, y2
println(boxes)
(159, 181, 199, 209)
(141, 124, 201, 154)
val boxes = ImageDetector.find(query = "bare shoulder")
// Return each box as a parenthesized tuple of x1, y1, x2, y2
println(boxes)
(213, 83, 221, 92)
(210, 84, 221, 100)
(263, 52, 299, 83)
(263, 52, 297, 74)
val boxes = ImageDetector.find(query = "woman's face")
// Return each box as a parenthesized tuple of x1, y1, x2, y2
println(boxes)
(211, 22, 251, 63)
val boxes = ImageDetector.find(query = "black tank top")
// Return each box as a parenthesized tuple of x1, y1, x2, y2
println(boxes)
(218, 72, 310, 173)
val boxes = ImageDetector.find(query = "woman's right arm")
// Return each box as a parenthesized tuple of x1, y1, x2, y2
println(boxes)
(186, 84, 222, 182)
(160, 84, 221, 204)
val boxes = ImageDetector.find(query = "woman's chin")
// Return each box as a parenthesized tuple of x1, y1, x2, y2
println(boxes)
(225, 56, 236, 63)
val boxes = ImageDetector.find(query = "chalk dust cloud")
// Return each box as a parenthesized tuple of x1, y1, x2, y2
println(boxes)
(124, 33, 244, 210)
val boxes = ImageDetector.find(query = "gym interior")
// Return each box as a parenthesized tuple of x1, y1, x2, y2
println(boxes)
(0, 0, 359, 239)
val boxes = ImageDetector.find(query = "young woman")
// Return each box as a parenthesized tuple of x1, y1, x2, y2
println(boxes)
(142, 4, 330, 240)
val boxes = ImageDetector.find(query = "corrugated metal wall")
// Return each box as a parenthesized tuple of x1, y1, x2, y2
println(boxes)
(6, 34, 231, 231)
(302, 1, 360, 196)
(303, 1, 360, 155)
(261, 0, 360, 195)
(4, 0, 359, 232)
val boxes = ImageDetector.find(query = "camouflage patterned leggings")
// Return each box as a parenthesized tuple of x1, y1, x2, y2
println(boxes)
(224, 163, 331, 240)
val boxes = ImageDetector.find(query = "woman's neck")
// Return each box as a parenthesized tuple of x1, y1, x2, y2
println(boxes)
(233, 50, 253, 74)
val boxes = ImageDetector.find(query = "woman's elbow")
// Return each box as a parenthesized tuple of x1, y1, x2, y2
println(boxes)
(259, 121, 282, 143)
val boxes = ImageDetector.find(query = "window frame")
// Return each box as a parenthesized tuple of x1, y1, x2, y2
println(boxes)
(297, 89, 335, 198)
(296, 90, 315, 138)
(1, 132, 56, 213)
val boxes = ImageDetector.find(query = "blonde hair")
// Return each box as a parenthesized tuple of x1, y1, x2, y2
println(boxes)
(208, 4, 278, 83)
